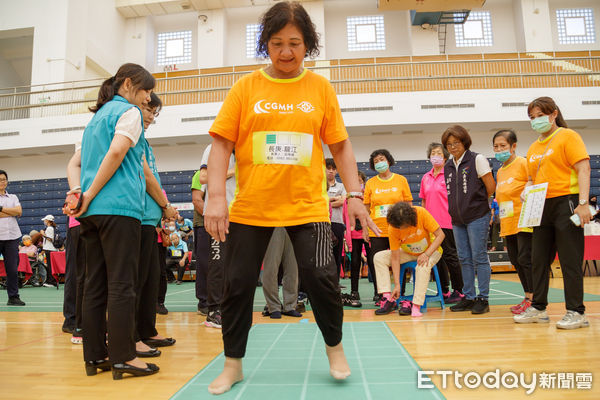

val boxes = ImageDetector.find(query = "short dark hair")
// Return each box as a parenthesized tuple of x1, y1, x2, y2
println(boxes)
(0, 170, 6, 179)
(426, 142, 449, 159)
(441, 125, 472, 151)
(149, 92, 162, 112)
(358, 170, 367, 184)
(493, 129, 517, 146)
(387, 202, 417, 228)
(325, 158, 336, 169)
(256, 1, 320, 59)
(369, 149, 395, 170)
(527, 96, 568, 128)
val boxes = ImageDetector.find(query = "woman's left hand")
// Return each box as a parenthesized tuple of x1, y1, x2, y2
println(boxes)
(347, 197, 380, 241)
(574, 204, 592, 227)
(417, 253, 429, 267)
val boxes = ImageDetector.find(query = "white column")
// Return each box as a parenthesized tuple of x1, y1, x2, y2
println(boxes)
(513, 0, 554, 52)
(197, 9, 227, 69)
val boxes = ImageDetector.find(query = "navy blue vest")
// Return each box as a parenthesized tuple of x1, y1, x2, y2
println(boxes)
(444, 150, 490, 225)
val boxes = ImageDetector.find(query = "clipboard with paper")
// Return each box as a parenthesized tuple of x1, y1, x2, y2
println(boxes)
(517, 183, 548, 228)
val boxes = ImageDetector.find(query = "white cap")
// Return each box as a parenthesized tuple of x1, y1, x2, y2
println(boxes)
(41, 214, 55, 222)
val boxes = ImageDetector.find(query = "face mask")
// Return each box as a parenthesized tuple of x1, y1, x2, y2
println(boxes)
(531, 116, 552, 134)
(169, 226, 176, 232)
(430, 155, 444, 167)
(374, 161, 389, 173)
(494, 150, 512, 163)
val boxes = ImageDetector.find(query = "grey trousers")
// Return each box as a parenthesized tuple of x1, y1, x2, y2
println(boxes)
(261, 227, 299, 313)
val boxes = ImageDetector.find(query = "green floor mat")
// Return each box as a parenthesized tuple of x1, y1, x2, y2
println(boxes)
(170, 322, 444, 400)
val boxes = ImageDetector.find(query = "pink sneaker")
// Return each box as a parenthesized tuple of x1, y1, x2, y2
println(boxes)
(513, 300, 532, 315)
(443, 291, 452, 300)
(510, 298, 527, 314)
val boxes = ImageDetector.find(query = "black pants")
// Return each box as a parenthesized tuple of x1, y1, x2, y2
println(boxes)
(80, 215, 140, 364)
(366, 237, 390, 296)
(532, 195, 584, 313)
(331, 222, 345, 279)
(222, 222, 343, 358)
(0, 239, 20, 298)
(166, 257, 190, 282)
(136, 225, 160, 341)
(194, 226, 210, 308)
(157, 244, 167, 305)
(63, 225, 86, 330)
(505, 232, 533, 294)
(207, 236, 225, 312)
(44, 250, 58, 286)
(350, 238, 369, 293)
(437, 228, 463, 293)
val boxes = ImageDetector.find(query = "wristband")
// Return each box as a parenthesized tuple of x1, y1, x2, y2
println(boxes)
(346, 192, 364, 200)
(71, 186, 81, 192)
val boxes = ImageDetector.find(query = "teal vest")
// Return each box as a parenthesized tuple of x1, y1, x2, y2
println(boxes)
(80, 95, 146, 220)
(142, 140, 163, 226)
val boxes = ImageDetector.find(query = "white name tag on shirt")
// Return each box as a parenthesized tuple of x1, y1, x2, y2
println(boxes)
(253, 131, 313, 167)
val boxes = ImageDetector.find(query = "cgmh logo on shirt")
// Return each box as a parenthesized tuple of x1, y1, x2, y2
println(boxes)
(529, 149, 554, 163)
(253, 99, 314, 114)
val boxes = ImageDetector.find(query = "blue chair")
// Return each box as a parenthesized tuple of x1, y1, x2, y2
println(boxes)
(396, 261, 445, 312)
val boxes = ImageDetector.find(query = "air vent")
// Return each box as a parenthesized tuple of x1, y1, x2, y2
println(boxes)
(501, 102, 529, 107)
(42, 126, 85, 134)
(421, 104, 475, 109)
(341, 106, 393, 113)
(0, 131, 19, 137)
(372, 131, 393, 135)
(582, 100, 600, 105)
(181, 116, 216, 122)
(402, 130, 423, 134)
(176, 142, 197, 146)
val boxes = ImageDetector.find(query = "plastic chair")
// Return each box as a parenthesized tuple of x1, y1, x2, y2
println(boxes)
(396, 261, 445, 311)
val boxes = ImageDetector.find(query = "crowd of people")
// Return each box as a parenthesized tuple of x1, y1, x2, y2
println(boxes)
(0, 0, 595, 395)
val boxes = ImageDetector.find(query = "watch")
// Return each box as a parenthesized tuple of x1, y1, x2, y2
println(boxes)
(579, 199, 588, 206)
(161, 202, 171, 210)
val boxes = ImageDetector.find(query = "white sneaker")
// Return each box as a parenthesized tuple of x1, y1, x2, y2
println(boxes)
(514, 306, 550, 324)
(556, 310, 589, 330)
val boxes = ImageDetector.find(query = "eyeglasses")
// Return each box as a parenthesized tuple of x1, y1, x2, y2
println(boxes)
(153, 111, 160, 117)
(446, 142, 462, 149)
(0, 178, 7, 182)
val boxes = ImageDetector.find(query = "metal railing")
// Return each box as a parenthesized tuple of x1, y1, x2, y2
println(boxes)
(1, 54, 598, 121)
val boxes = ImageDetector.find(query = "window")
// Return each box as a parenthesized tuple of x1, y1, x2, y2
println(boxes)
(347, 15, 385, 51)
(246, 24, 261, 58)
(157, 31, 192, 65)
(556, 9, 595, 44)
(454, 11, 493, 47)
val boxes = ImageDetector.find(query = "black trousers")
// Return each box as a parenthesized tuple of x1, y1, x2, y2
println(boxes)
(331, 222, 345, 279)
(44, 250, 57, 286)
(505, 232, 533, 294)
(136, 225, 160, 341)
(350, 238, 369, 293)
(0, 239, 19, 298)
(194, 225, 210, 308)
(437, 228, 463, 293)
(366, 237, 390, 296)
(222, 222, 343, 358)
(80, 215, 140, 364)
(532, 194, 584, 313)
(166, 257, 190, 282)
(207, 236, 225, 312)
(157, 244, 167, 305)
(63, 225, 86, 330)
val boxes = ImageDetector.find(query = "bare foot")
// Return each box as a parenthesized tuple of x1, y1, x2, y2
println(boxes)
(126, 357, 149, 369)
(208, 357, 243, 395)
(136, 341, 153, 352)
(325, 343, 351, 380)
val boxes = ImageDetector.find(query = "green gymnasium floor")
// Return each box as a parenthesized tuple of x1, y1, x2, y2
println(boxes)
(2, 277, 600, 312)
(171, 322, 444, 400)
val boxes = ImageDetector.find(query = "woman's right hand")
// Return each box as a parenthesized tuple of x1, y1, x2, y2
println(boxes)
(205, 196, 229, 242)
(70, 191, 92, 218)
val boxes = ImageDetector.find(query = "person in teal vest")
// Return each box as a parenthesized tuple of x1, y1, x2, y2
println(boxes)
(67, 63, 174, 380)
(136, 93, 177, 352)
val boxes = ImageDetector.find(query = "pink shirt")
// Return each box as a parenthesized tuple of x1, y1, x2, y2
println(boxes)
(419, 168, 452, 229)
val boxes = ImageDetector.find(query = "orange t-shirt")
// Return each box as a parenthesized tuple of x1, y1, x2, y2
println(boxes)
(209, 69, 348, 226)
(496, 156, 530, 237)
(388, 206, 442, 256)
(364, 174, 412, 237)
(526, 128, 589, 199)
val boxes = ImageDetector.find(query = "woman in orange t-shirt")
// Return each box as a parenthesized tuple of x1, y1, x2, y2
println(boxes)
(493, 129, 532, 315)
(202, 2, 378, 395)
(514, 97, 591, 330)
(363, 149, 412, 304)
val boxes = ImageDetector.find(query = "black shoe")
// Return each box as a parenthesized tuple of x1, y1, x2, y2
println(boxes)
(205, 310, 222, 328)
(373, 294, 382, 303)
(282, 309, 302, 317)
(450, 298, 475, 312)
(197, 305, 208, 316)
(270, 311, 282, 319)
(85, 359, 111, 376)
(471, 298, 490, 314)
(350, 291, 361, 301)
(156, 303, 168, 315)
(111, 362, 159, 380)
(62, 325, 75, 334)
(375, 299, 398, 315)
(7, 296, 25, 306)
(262, 305, 271, 317)
(143, 338, 176, 347)
(341, 293, 362, 308)
(136, 348, 161, 358)
(398, 300, 412, 316)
